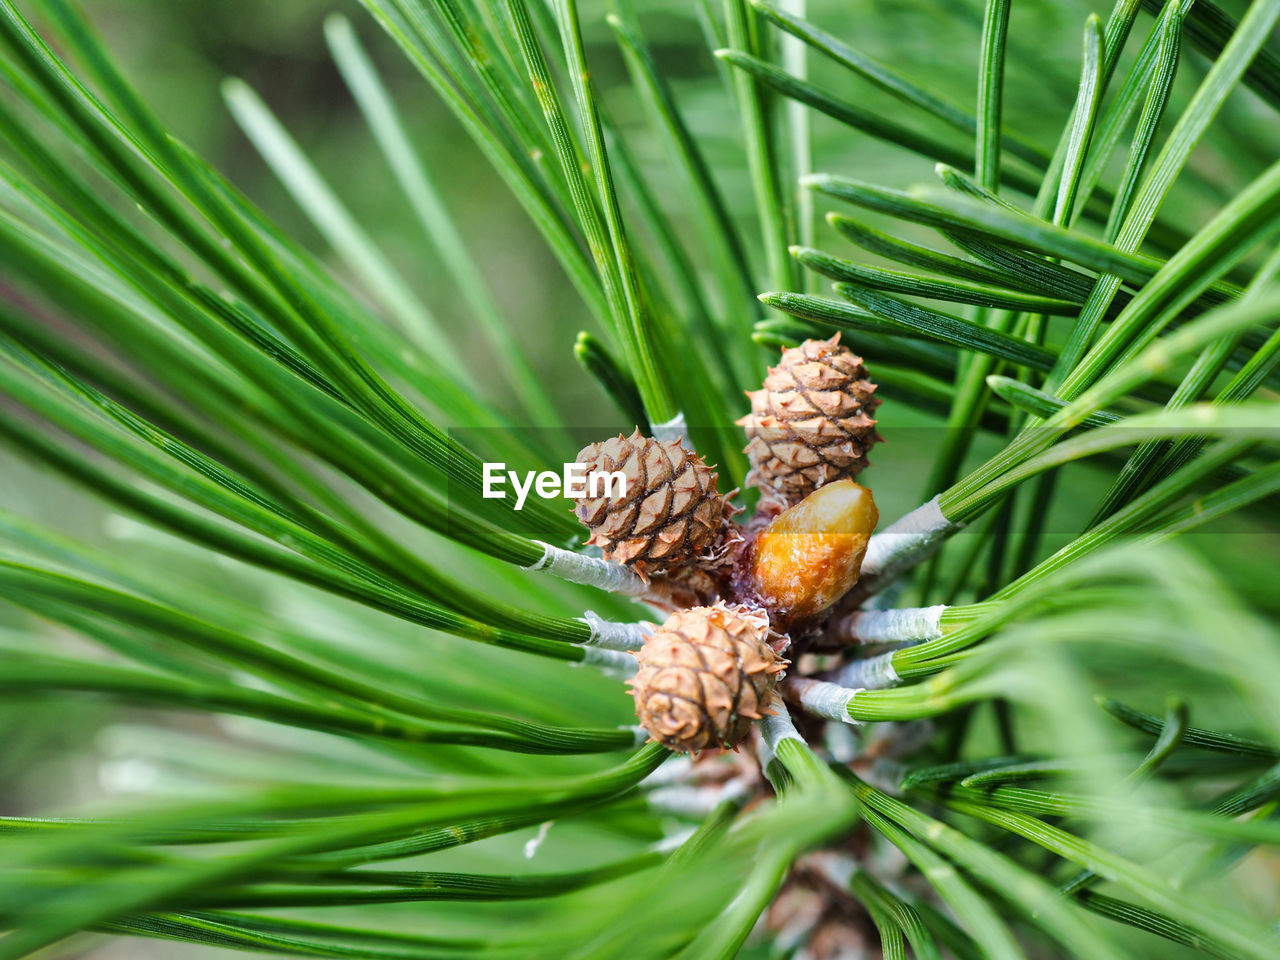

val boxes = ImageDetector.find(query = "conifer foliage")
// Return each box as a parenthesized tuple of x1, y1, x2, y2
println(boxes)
(0, 0, 1278, 957)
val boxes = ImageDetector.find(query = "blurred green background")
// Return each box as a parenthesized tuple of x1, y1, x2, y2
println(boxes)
(64, 0, 1280, 426)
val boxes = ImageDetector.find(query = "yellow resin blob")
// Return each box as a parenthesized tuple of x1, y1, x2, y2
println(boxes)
(749, 479, 879, 620)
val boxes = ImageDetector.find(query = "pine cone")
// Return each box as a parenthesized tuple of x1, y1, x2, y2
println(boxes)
(628, 604, 786, 752)
(736, 334, 881, 506)
(574, 429, 727, 574)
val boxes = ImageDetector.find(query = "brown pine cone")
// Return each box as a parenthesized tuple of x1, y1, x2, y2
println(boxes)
(736, 334, 881, 506)
(628, 604, 787, 752)
(574, 429, 727, 574)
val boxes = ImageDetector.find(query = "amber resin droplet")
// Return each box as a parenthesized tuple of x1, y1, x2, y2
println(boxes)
(749, 479, 878, 621)
(628, 603, 787, 752)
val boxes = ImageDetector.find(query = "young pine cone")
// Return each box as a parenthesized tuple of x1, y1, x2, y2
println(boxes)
(628, 604, 787, 753)
(574, 429, 726, 574)
(737, 334, 882, 506)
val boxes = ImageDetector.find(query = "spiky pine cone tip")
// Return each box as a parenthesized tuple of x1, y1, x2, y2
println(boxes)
(574, 429, 727, 575)
(737, 334, 882, 506)
(628, 603, 787, 753)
